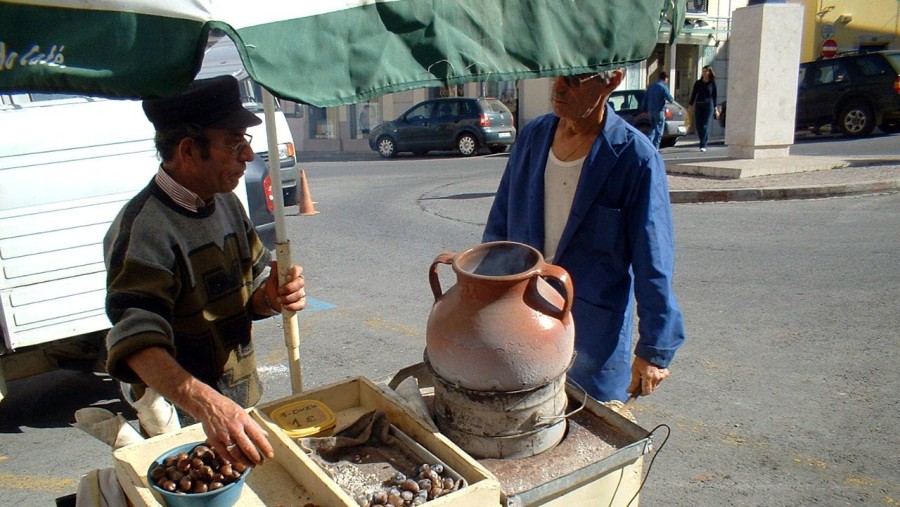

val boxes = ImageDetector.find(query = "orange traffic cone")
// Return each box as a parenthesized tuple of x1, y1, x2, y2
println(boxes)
(296, 169, 320, 216)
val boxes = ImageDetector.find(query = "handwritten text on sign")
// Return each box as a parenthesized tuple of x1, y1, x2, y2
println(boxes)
(1, 42, 66, 71)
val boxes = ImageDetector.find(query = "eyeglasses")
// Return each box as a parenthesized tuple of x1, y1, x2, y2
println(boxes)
(207, 133, 253, 157)
(561, 72, 603, 88)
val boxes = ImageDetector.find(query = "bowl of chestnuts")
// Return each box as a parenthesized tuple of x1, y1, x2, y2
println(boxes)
(146, 442, 251, 507)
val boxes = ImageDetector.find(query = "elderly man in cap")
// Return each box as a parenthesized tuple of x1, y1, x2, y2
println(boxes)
(104, 75, 306, 466)
(483, 69, 685, 404)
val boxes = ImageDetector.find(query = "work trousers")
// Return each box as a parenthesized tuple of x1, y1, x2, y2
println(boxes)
(648, 110, 666, 150)
(695, 101, 715, 149)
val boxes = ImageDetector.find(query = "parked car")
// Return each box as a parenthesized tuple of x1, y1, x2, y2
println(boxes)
(795, 50, 900, 136)
(608, 89, 688, 148)
(368, 97, 516, 158)
(719, 51, 900, 137)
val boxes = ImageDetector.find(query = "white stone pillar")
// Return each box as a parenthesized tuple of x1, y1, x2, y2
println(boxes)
(725, 2, 804, 159)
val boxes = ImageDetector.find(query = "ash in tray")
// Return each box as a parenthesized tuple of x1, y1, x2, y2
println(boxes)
(297, 409, 465, 506)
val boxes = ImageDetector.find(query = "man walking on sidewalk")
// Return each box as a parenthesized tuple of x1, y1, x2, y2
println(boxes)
(641, 71, 674, 150)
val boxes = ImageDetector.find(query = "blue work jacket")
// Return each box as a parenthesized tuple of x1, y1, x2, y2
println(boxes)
(642, 80, 674, 115)
(483, 108, 686, 401)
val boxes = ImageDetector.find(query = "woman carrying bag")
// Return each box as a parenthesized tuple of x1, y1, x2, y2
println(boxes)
(689, 65, 718, 152)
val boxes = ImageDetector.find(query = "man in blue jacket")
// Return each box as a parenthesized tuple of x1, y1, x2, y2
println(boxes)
(483, 68, 685, 402)
(641, 71, 675, 150)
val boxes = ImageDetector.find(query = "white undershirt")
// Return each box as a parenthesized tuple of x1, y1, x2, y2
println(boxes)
(544, 150, 585, 263)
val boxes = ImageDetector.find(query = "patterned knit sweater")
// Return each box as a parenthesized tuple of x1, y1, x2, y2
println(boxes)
(104, 179, 271, 408)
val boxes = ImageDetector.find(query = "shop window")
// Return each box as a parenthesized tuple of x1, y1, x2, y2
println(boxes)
(687, 0, 708, 14)
(353, 103, 381, 139)
(307, 106, 336, 139)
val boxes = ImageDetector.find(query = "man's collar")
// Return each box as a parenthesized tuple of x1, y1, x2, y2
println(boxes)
(155, 165, 207, 212)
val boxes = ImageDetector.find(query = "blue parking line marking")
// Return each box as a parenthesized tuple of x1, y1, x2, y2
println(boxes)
(304, 296, 336, 313)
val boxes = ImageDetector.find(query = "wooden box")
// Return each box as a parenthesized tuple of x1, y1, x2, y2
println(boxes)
(113, 376, 501, 506)
(255, 376, 503, 506)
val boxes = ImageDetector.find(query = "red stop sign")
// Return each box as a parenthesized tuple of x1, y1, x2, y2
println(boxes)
(822, 39, 838, 58)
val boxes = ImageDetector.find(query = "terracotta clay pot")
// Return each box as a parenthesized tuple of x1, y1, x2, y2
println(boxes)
(425, 241, 575, 391)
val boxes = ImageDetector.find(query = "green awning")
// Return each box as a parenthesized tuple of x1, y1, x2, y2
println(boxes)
(1, 0, 683, 106)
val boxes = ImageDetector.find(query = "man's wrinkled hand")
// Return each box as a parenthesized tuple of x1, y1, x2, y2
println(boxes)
(265, 262, 307, 313)
(200, 393, 273, 467)
(627, 356, 671, 396)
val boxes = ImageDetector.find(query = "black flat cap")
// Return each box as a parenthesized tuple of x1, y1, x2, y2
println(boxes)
(142, 75, 262, 130)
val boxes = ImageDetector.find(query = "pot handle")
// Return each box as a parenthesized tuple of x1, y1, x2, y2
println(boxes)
(538, 263, 574, 321)
(428, 252, 456, 301)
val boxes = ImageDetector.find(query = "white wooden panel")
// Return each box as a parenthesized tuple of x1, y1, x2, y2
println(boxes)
(0, 150, 158, 211)
(4, 309, 110, 349)
(0, 223, 108, 258)
(0, 262, 104, 292)
(0, 191, 136, 220)
(14, 288, 106, 327)
(0, 201, 126, 239)
(1, 272, 110, 349)
(8, 271, 106, 307)
(0, 98, 152, 160)
(1, 244, 101, 281)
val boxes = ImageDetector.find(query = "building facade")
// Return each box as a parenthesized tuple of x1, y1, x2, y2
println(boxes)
(791, 0, 899, 61)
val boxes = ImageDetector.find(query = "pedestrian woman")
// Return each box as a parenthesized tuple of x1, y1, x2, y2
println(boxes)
(689, 65, 718, 152)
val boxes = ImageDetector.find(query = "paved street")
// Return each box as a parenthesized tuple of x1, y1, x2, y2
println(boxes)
(1, 135, 898, 506)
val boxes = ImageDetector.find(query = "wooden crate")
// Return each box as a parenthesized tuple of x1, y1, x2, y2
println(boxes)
(255, 376, 503, 506)
(113, 376, 501, 506)
(113, 423, 353, 506)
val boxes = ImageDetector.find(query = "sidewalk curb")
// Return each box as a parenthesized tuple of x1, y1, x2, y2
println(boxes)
(670, 179, 900, 204)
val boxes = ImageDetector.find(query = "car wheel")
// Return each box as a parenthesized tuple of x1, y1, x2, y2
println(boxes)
(376, 136, 397, 158)
(837, 102, 875, 137)
(660, 137, 677, 149)
(457, 133, 478, 156)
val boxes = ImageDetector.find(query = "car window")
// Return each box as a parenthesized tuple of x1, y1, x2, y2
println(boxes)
(482, 99, 510, 114)
(609, 94, 626, 111)
(884, 53, 900, 72)
(812, 61, 847, 85)
(853, 54, 892, 76)
(610, 92, 644, 111)
(435, 101, 457, 118)
(406, 103, 433, 120)
(626, 93, 640, 109)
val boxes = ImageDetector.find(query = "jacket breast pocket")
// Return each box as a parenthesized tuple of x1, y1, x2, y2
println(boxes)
(573, 205, 624, 256)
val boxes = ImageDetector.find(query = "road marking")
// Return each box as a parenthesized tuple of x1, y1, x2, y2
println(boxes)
(365, 316, 420, 337)
(793, 456, 828, 469)
(304, 296, 336, 312)
(258, 296, 335, 320)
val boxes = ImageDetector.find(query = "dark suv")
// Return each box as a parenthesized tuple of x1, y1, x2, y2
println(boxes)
(796, 50, 900, 136)
(369, 97, 516, 158)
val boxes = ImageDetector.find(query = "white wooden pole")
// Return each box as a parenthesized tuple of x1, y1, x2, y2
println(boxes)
(262, 88, 303, 394)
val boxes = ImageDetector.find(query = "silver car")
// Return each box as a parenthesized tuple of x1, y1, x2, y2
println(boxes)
(608, 89, 688, 148)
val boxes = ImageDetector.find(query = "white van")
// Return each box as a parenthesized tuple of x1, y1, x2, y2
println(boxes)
(0, 38, 298, 402)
